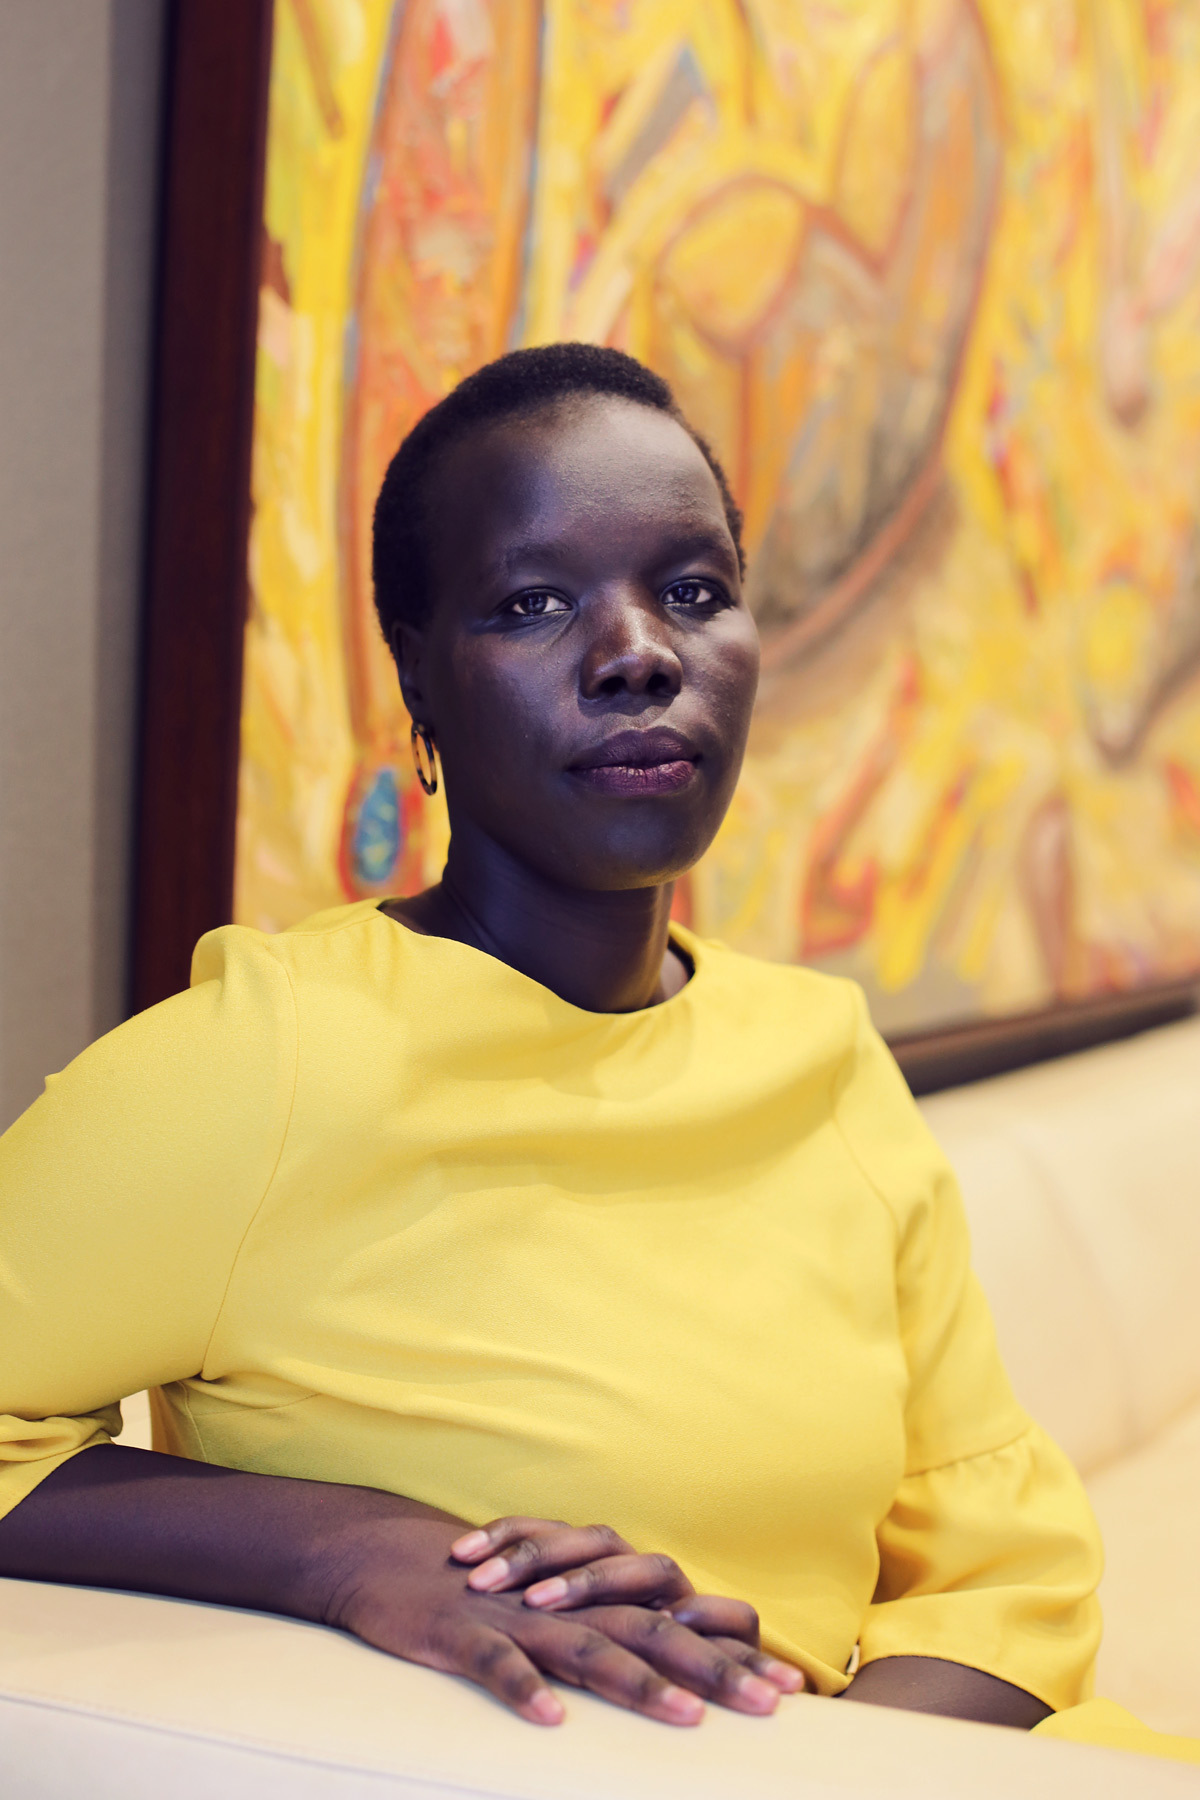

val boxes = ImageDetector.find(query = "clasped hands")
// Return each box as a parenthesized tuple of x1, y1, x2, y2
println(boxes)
(324, 1511, 805, 1726)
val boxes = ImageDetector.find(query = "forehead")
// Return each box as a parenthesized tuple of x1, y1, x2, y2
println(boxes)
(426, 396, 731, 575)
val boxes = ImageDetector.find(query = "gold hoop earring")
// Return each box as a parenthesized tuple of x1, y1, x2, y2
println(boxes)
(411, 721, 438, 796)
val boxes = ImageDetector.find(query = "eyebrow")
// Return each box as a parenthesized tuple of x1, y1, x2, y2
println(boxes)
(496, 539, 577, 574)
(494, 527, 737, 576)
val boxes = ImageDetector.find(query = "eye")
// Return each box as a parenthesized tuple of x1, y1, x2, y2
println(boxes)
(663, 578, 724, 609)
(505, 590, 571, 619)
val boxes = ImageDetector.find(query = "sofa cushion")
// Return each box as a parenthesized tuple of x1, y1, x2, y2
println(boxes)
(916, 1089, 1131, 1473)
(114, 1386, 151, 1449)
(1085, 1395, 1200, 1738)
(919, 1016, 1200, 1474)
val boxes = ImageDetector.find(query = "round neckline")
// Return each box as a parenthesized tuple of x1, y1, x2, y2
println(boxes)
(374, 899, 701, 1021)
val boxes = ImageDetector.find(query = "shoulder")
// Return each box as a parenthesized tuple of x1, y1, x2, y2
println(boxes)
(815, 973, 963, 1245)
(677, 926, 865, 1056)
(3, 911, 311, 1169)
(191, 899, 394, 991)
(190, 902, 445, 1061)
(684, 932, 949, 1224)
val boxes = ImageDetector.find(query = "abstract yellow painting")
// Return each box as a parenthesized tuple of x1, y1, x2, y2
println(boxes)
(238, 0, 1200, 1033)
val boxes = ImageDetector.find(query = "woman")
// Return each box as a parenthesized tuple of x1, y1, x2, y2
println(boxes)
(0, 346, 1101, 1735)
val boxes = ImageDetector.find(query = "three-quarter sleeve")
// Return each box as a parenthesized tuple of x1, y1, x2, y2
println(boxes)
(0, 928, 296, 1520)
(834, 990, 1102, 1710)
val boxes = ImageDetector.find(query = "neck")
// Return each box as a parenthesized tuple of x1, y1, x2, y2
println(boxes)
(394, 817, 681, 1013)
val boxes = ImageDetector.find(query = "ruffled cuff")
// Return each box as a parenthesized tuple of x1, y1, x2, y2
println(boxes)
(0, 1404, 121, 1522)
(859, 1420, 1102, 1712)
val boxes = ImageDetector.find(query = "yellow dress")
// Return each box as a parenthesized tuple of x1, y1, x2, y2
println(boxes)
(0, 901, 1103, 1711)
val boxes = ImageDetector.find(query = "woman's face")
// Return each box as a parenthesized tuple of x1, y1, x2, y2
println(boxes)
(399, 396, 761, 892)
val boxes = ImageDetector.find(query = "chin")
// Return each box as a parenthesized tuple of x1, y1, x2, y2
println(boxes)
(550, 815, 719, 894)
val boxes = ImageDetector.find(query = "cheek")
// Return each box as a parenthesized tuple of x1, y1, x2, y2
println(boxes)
(433, 644, 563, 771)
(701, 622, 761, 735)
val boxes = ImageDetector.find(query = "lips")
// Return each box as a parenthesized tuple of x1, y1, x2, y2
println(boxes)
(568, 728, 700, 797)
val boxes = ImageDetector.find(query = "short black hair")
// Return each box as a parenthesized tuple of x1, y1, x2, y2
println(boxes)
(371, 342, 745, 642)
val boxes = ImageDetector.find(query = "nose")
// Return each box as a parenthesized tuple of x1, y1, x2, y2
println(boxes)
(578, 589, 683, 702)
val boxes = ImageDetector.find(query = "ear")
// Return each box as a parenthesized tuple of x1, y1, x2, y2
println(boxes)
(390, 620, 433, 734)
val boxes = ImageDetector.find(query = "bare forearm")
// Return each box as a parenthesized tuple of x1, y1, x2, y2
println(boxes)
(0, 1444, 463, 1622)
(842, 1655, 1052, 1728)
(0, 1449, 805, 1727)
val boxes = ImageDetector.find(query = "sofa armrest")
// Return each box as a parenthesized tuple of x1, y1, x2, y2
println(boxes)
(0, 1578, 1184, 1799)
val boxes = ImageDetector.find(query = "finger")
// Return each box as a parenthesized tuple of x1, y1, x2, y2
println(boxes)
(579, 1605, 781, 1716)
(433, 1619, 565, 1726)
(513, 1611, 705, 1727)
(463, 1524, 635, 1593)
(704, 1634, 806, 1694)
(449, 1517, 570, 1564)
(666, 1594, 760, 1646)
(524, 1552, 694, 1612)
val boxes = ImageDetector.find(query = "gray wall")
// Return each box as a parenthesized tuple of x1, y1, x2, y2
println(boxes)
(0, 0, 165, 1129)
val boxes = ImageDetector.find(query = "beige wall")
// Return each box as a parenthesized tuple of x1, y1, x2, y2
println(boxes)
(0, 0, 165, 1129)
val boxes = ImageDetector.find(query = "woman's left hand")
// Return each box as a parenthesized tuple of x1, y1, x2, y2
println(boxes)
(450, 1516, 804, 1694)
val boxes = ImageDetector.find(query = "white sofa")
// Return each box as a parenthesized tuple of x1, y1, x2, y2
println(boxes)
(920, 1014, 1200, 1741)
(2, 1015, 1198, 1795)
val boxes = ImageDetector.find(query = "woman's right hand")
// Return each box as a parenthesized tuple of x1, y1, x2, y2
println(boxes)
(451, 1513, 803, 1686)
(319, 1512, 799, 1726)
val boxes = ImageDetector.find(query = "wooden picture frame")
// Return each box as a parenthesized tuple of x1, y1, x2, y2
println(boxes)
(131, 0, 274, 1016)
(132, 0, 1198, 1091)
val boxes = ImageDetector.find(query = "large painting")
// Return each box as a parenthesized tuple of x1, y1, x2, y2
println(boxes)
(237, 0, 1200, 1038)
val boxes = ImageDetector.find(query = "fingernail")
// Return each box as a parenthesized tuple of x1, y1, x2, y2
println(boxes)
(525, 1577, 568, 1607)
(737, 1673, 779, 1711)
(527, 1689, 565, 1725)
(659, 1686, 704, 1723)
(451, 1530, 490, 1559)
(468, 1557, 509, 1590)
(762, 1659, 805, 1691)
